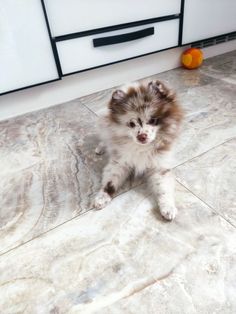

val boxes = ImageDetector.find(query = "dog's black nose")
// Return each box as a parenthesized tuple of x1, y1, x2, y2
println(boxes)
(137, 133, 147, 143)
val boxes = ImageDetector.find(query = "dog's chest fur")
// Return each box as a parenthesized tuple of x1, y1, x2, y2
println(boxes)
(110, 141, 171, 175)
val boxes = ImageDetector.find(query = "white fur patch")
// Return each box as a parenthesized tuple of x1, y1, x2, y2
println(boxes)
(94, 191, 112, 210)
(160, 204, 177, 221)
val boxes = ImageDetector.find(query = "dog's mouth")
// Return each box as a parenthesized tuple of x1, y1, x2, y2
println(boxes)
(136, 138, 149, 145)
(138, 139, 148, 144)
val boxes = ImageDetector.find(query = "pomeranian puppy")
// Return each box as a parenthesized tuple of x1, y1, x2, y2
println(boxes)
(94, 80, 183, 220)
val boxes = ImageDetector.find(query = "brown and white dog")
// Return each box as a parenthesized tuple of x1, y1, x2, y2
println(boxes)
(94, 80, 183, 220)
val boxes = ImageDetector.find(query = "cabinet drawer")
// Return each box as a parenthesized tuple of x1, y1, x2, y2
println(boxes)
(45, 0, 181, 36)
(56, 19, 179, 75)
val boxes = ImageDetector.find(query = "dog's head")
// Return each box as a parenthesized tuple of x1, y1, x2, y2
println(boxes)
(108, 80, 183, 149)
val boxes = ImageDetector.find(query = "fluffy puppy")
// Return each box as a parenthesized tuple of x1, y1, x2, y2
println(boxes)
(94, 80, 183, 220)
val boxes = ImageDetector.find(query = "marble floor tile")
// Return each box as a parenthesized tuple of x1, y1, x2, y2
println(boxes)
(0, 183, 235, 314)
(0, 100, 138, 254)
(80, 87, 116, 117)
(80, 64, 218, 117)
(78, 52, 236, 118)
(175, 138, 236, 227)
(1, 51, 236, 313)
(173, 79, 236, 166)
(200, 50, 236, 84)
(142, 66, 217, 94)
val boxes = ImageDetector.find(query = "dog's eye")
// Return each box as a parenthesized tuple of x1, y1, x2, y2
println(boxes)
(148, 118, 159, 125)
(129, 121, 136, 128)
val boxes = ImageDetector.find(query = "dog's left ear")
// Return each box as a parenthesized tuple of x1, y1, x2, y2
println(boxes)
(111, 89, 127, 103)
(148, 80, 176, 101)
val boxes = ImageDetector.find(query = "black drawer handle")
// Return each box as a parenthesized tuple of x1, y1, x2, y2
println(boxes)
(93, 27, 154, 47)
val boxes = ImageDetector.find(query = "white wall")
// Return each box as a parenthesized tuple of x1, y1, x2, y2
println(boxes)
(0, 39, 236, 121)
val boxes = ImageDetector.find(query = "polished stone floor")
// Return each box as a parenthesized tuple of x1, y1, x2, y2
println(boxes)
(0, 50, 236, 313)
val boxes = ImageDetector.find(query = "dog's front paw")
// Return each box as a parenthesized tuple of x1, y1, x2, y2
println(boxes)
(160, 205, 177, 221)
(95, 143, 105, 155)
(94, 191, 112, 210)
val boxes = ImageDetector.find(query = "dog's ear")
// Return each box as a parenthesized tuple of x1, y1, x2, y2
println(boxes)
(148, 80, 176, 101)
(111, 89, 127, 103)
(109, 89, 128, 116)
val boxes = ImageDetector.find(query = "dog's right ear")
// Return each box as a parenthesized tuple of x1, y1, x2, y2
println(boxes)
(111, 89, 127, 103)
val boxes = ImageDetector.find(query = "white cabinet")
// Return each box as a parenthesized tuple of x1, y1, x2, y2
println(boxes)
(57, 19, 179, 75)
(182, 0, 236, 44)
(3, 0, 235, 96)
(44, 0, 181, 36)
(45, 0, 181, 76)
(0, 0, 59, 95)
